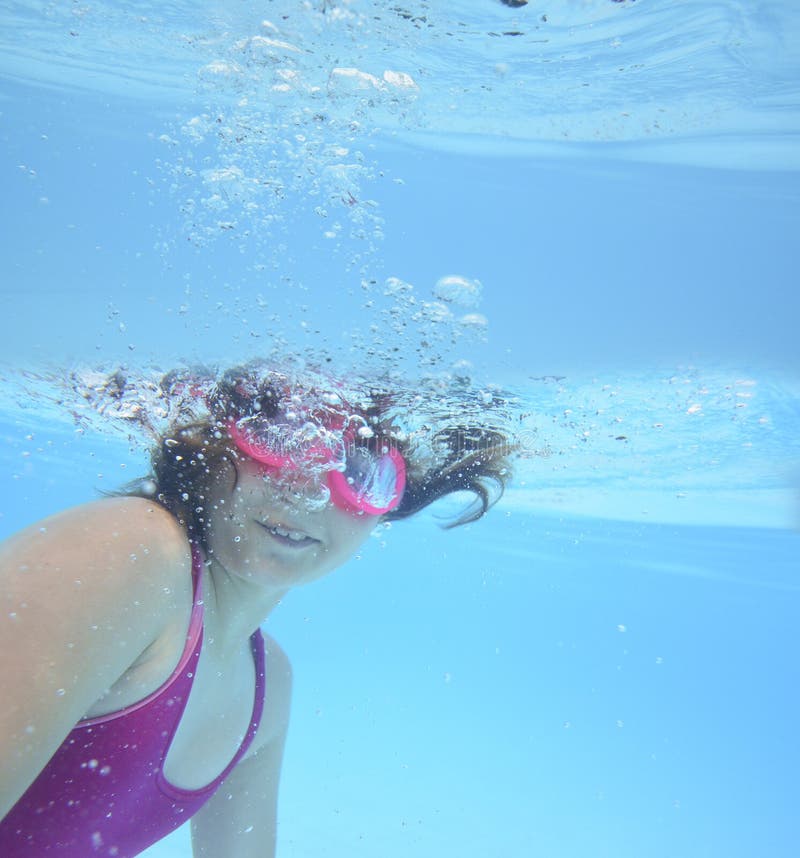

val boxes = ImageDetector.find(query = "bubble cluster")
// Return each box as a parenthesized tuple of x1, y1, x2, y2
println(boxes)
(157, 14, 421, 258)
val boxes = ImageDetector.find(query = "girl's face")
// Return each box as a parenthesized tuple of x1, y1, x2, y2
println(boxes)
(205, 457, 380, 588)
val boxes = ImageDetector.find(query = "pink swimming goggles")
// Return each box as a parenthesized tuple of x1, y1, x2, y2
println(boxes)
(228, 415, 406, 516)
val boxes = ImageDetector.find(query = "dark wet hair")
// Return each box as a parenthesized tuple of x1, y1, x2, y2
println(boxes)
(131, 365, 515, 551)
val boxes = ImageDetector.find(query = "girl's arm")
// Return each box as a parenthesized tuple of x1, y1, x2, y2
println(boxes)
(190, 634, 292, 858)
(0, 496, 191, 818)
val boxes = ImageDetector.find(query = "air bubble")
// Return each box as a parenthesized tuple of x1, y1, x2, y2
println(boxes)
(459, 313, 488, 330)
(433, 274, 482, 308)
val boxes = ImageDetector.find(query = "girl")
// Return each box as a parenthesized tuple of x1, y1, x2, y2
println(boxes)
(0, 365, 512, 857)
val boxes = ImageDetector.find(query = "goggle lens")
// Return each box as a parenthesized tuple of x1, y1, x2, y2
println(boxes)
(329, 445, 405, 514)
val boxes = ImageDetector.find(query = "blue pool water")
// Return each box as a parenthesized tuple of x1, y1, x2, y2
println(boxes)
(2, 2, 799, 857)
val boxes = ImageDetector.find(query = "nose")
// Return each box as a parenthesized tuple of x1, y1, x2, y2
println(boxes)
(269, 466, 332, 512)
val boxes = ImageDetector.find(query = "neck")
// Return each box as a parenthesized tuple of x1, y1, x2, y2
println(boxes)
(201, 554, 288, 655)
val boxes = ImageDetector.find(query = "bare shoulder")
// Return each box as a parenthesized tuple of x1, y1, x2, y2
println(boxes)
(2, 496, 190, 590)
(0, 496, 192, 815)
(4, 494, 187, 556)
(1, 495, 193, 670)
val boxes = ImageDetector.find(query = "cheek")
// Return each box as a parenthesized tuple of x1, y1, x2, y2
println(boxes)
(330, 510, 380, 554)
(204, 474, 254, 550)
(205, 499, 244, 555)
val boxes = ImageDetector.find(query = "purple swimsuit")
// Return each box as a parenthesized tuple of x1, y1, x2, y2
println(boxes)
(0, 547, 266, 857)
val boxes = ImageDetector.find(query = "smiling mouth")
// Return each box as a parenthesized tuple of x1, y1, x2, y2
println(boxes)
(257, 520, 320, 549)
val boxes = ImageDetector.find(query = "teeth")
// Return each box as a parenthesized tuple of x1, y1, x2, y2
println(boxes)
(269, 525, 309, 542)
